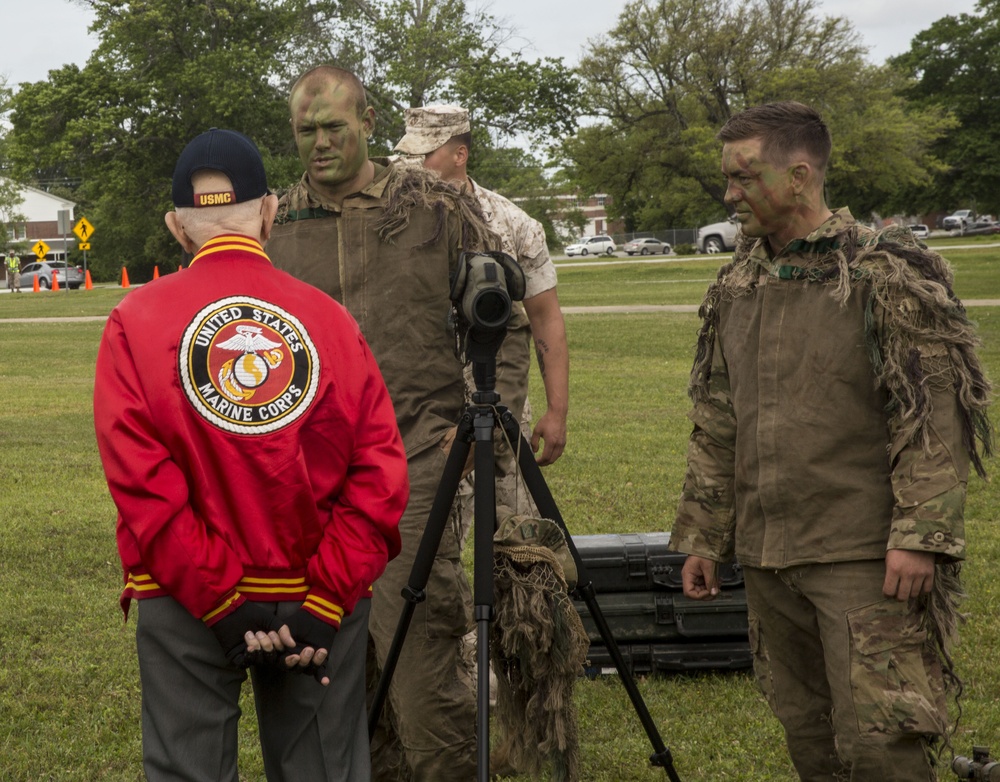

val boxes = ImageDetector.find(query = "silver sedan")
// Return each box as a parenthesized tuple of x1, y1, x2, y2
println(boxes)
(18, 260, 86, 290)
(622, 237, 671, 256)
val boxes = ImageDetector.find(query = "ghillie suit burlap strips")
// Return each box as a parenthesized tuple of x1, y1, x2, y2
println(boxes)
(690, 222, 993, 754)
(372, 165, 500, 251)
(275, 162, 500, 252)
(490, 511, 590, 782)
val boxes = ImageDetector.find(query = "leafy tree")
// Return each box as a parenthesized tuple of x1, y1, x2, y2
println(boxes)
(280, 0, 585, 245)
(287, 0, 584, 256)
(0, 76, 28, 252)
(890, 2, 1000, 217)
(8, 0, 581, 270)
(293, 0, 582, 152)
(563, 0, 953, 230)
(6, 0, 306, 281)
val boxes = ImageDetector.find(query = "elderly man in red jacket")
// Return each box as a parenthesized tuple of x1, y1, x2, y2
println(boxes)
(94, 127, 409, 782)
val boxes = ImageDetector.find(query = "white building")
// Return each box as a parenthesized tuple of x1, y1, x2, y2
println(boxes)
(3, 183, 77, 261)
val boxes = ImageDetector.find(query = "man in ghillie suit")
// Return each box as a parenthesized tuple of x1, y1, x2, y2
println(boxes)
(266, 65, 502, 781)
(669, 101, 991, 781)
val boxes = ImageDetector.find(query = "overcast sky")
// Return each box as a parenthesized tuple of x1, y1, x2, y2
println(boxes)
(1, 0, 983, 89)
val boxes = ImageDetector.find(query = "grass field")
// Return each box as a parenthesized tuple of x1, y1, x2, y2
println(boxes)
(1, 241, 999, 780)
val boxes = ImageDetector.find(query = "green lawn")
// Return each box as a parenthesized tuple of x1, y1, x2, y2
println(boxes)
(1, 244, 999, 780)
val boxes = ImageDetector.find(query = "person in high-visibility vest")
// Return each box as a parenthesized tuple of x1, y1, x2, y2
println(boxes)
(5, 251, 21, 293)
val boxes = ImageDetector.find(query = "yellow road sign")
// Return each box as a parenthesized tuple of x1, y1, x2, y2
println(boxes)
(73, 217, 95, 242)
(33, 240, 50, 259)
(79, 242, 92, 251)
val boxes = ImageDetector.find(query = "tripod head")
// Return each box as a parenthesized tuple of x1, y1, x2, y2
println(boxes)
(449, 250, 525, 404)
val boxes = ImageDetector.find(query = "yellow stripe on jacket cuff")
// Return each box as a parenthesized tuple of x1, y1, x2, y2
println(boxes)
(302, 594, 345, 626)
(202, 592, 244, 624)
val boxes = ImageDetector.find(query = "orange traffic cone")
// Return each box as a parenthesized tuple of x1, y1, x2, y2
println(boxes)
(85, 270, 93, 290)
(52, 270, 60, 291)
(33, 275, 40, 292)
(153, 265, 160, 280)
(178, 264, 182, 273)
(121, 266, 130, 288)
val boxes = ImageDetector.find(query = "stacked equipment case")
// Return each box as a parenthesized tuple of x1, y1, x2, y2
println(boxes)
(571, 532, 752, 676)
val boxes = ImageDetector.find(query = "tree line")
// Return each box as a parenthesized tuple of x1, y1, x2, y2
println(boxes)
(1, 0, 997, 281)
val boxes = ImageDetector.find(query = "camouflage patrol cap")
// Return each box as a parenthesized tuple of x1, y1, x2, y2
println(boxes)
(393, 105, 470, 155)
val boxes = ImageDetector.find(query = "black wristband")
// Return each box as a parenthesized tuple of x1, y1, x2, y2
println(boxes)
(209, 602, 282, 667)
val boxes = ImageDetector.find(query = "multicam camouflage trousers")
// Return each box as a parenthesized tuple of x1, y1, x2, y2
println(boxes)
(744, 561, 947, 782)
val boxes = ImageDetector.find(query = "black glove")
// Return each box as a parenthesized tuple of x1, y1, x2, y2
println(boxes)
(209, 602, 283, 668)
(280, 608, 338, 682)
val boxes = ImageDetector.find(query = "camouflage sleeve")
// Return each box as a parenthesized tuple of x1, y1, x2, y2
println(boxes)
(669, 329, 738, 561)
(876, 292, 971, 561)
(887, 378, 970, 561)
(518, 218, 557, 300)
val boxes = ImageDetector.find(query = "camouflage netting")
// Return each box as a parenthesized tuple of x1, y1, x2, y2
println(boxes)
(490, 511, 589, 782)
(274, 162, 500, 253)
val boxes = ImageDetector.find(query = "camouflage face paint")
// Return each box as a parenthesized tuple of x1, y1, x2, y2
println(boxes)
(290, 78, 372, 201)
(721, 138, 798, 251)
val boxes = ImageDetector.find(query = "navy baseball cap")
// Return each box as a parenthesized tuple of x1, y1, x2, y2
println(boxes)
(171, 128, 269, 208)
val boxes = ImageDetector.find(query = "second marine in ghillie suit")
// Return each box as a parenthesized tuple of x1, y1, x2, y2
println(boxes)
(682, 210, 992, 753)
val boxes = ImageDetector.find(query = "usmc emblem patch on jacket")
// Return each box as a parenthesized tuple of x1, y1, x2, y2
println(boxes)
(179, 296, 320, 434)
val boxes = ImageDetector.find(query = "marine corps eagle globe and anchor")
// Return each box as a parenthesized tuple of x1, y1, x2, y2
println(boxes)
(179, 296, 320, 434)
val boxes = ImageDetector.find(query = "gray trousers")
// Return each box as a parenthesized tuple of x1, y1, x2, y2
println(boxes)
(744, 562, 946, 782)
(136, 596, 371, 782)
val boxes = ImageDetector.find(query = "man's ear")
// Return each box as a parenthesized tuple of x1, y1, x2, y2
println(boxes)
(165, 211, 198, 254)
(455, 143, 469, 167)
(259, 194, 279, 245)
(789, 162, 812, 195)
(362, 106, 376, 138)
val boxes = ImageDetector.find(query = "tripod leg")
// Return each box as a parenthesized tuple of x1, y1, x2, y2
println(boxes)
(498, 410, 683, 782)
(472, 406, 497, 782)
(368, 412, 474, 740)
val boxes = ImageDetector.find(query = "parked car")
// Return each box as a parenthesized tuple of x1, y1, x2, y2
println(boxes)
(942, 209, 975, 231)
(565, 235, 617, 257)
(697, 216, 739, 253)
(909, 224, 930, 240)
(622, 237, 672, 256)
(18, 260, 85, 290)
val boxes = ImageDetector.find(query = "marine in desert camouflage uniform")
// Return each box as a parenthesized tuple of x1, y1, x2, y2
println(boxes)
(669, 102, 991, 781)
(394, 105, 568, 534)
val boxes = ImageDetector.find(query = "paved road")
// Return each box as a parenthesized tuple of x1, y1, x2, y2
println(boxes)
(549, 241, 1000, 266)
(7, 300, 1000, 325)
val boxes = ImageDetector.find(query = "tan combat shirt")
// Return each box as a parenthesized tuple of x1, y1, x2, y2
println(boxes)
(670, 209, 970, 568)
(267, 159, 466, 459)
(466, 178, 558, 424)
(468, 178, 557, 299)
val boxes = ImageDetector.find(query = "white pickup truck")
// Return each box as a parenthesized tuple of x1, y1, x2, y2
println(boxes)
(942, 209, 975, 231)
(697, 216, 739, 253)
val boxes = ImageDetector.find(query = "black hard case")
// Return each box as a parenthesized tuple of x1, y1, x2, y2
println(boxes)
(570, 532, 751, 674)
(571, 532, 744, 593)
(582, 641, 753, 676)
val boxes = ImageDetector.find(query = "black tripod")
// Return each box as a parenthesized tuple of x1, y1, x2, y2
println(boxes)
(369, 324, 682, 782)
